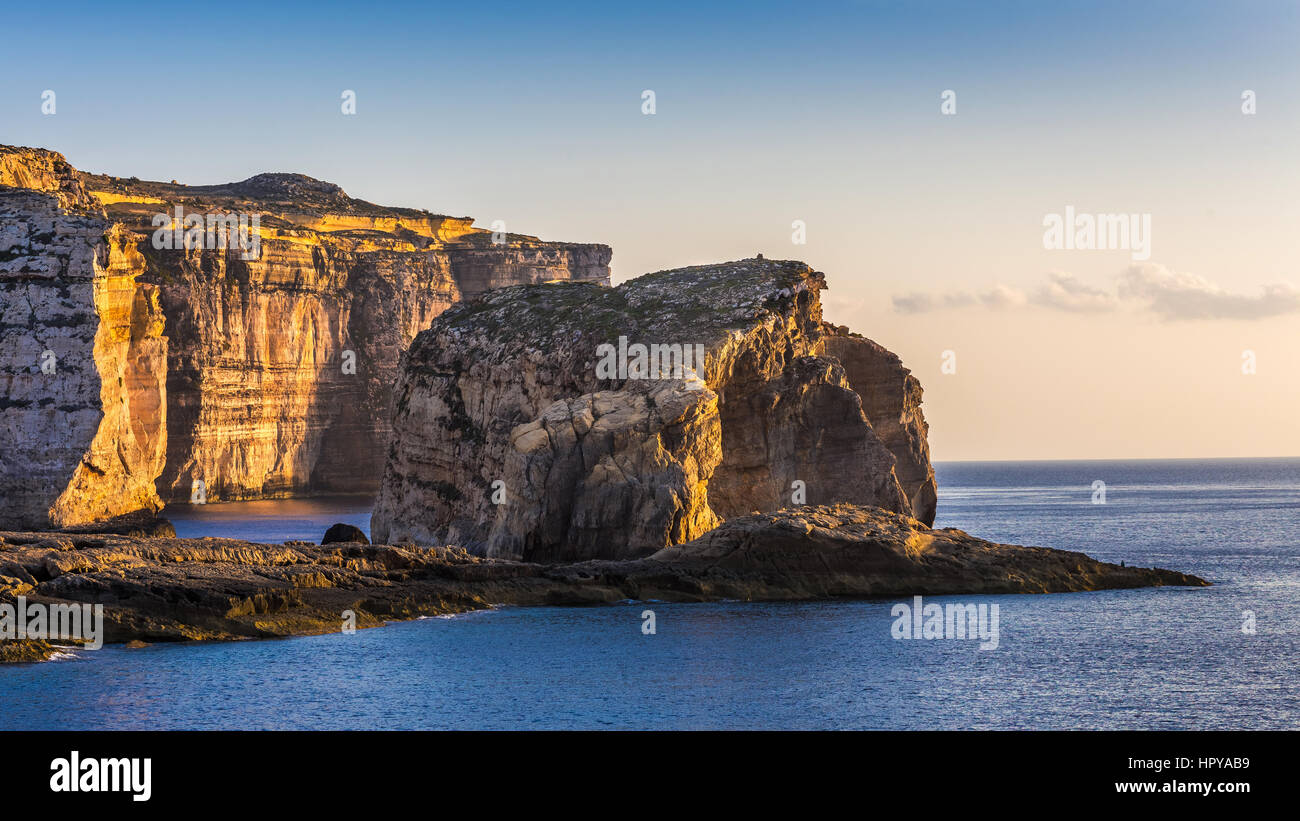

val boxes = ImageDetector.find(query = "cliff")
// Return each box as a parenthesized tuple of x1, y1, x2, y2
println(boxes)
(0, 145, 610, 527)
(371, 259, 939, 561)
(0, 150, 168, 530)
(0, 504, 1207, 656)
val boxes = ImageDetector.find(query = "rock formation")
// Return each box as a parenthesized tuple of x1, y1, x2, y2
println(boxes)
(821, 332, 936, 521)
(0, 504, 1208, 658)
(371, 259, 939, 560)
(1, 148, 168, 530)
(0, 145, 610, 527)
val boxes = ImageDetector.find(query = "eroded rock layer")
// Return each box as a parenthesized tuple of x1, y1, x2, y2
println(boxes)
(0, 145, 611, 524)
(371, 259, 938, 560)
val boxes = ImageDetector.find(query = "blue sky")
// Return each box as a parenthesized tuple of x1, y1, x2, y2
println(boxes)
(6, 1, 1294, 208)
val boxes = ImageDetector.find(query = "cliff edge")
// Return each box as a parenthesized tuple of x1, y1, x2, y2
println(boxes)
(1, 148, 168, 530)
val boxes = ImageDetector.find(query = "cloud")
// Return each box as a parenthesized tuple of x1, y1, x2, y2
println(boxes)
(892, 265, 1300, 321)
(1117, 263, 1300, 320)
(981, 284, 1029, 309)
(892, 286, 1025, 314)
(892, 292, 970, 313)
(1030, 271, 1119, 313)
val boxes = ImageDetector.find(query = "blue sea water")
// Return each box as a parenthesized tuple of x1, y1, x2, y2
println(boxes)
(163, 495, 373, 543)
(2, 458, 1297, 730)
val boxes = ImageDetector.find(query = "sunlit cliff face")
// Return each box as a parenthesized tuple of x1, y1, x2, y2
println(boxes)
(0, 146, 611, 527)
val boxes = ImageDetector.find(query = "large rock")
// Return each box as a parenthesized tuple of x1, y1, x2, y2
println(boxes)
(371, 259, 939, 560)
(321, 523, 368, 545)
(0, 145, 611, 525)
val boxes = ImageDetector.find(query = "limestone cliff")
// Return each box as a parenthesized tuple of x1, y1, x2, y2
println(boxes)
(0, 149, 168, 529)
(81, 167, 610, 502)
(0, 145, 610, 525)
(371, 259, 938, 560)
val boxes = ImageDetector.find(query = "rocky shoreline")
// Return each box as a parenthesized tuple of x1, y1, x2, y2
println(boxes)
(0, 504, 1208, 662)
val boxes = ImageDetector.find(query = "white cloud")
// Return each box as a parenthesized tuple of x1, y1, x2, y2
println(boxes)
(893, 264, 1300, 321)
(892, 286, 1025, 314)
(1117, 263, 1300, 320)
(1030, 271, 1119, 313)
(981, 284, 1029, 309)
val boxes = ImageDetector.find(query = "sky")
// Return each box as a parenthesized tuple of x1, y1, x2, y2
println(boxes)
(2, 0, 1297, 460)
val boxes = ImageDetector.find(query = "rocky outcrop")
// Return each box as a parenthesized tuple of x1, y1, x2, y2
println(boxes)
(371, 259, 939, 560)
(0, 146, 98, 211)
(0, 155, 168, 530)
(644, 504, 1206, 597)
(0, 640, 60, 664)
(0, 504, 1208, 659)
(821, 331, 937, 523)
(0, 145, 611, 526)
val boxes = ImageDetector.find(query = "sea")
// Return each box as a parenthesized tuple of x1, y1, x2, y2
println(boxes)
(2, 458, 1296, 730)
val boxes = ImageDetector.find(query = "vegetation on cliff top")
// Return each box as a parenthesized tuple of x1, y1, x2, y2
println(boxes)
(413, 258, 822, 364)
